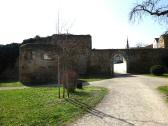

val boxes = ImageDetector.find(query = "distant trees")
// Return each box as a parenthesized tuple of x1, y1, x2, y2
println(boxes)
(129, 0, 168, 23)
(135, 42, 147, 48)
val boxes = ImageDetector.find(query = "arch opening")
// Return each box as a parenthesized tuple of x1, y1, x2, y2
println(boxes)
(113, 54, 127, 74)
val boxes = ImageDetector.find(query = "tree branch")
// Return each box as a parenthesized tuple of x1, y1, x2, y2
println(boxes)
(129, 0, 168, 22)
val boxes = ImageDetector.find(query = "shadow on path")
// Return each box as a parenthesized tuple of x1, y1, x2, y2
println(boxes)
(113, 73, 136, 78)
(66, 98, 135, 126)
(66, 98, 168, 126)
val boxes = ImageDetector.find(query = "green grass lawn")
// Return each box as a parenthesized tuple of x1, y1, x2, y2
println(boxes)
(161, 73, 168, 78)
(145, 73, 168, 78)
(0, 86, 107, 126)
(158, 86, 168, 102)
(0, 81, 23, 87)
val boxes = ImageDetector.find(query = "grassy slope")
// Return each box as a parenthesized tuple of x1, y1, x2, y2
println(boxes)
(145, 73, 168, 78)
(0, 81, 23, 87)
(0, 86, 107, 126)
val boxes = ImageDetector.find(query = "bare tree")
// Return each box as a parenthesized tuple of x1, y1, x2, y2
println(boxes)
(135, 42, 147, 48)
(129, 0, 168, 23)
(55, 12, 78, 98)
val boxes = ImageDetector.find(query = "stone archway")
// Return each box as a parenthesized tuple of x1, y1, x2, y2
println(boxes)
(111, 51, 128, 74)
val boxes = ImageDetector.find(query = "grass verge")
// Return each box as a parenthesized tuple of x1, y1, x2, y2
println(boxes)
(0, 86, 107, 126)
(158, 86, 168, 102)
(145, 73, 168, 78)
(0, 81, 23, 87)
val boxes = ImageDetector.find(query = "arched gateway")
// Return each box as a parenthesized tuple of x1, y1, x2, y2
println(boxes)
(112, 52, 127, 74)
(89, 48, 168, 75)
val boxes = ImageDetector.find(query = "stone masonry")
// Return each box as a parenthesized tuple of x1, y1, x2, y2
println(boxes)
(20, 34, 91, 83)
(19, 34, 168, 83)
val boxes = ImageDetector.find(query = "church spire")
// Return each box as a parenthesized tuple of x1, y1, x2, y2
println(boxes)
(126, 37, 129, 49)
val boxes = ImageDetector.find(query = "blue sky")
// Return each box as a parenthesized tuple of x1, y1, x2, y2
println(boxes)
(0, 0, 166, 48)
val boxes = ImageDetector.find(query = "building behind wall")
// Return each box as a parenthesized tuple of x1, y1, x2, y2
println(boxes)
(153, 34, 168, 48)
(158, 34, 168, 48)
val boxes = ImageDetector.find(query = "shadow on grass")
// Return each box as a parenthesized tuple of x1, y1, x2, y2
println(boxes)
(22, 82, 58, 87)
(65, 98, 135, 126)
(22, 80, 90, 89)
(70, 90, 91, 97)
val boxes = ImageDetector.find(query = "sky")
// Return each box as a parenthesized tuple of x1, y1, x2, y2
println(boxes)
(0, 0, 167, 49)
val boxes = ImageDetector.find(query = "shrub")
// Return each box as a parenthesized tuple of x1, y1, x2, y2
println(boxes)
(150, 65, 165, 76)
(61, 69, 78, 93)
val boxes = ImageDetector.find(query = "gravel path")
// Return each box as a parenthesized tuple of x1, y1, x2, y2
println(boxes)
(0, 86, 28, 90)
(71, 74, 168, 126)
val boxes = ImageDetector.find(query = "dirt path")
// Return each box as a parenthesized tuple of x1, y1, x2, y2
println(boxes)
(71, 74, 168, 126)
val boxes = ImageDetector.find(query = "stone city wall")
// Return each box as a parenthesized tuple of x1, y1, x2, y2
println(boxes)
(19, 34, 168, 83)
(89, 48, 168, 75)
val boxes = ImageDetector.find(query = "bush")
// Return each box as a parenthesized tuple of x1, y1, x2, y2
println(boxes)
(150, 65, 165, 76)
(61, 69, 78, 93)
